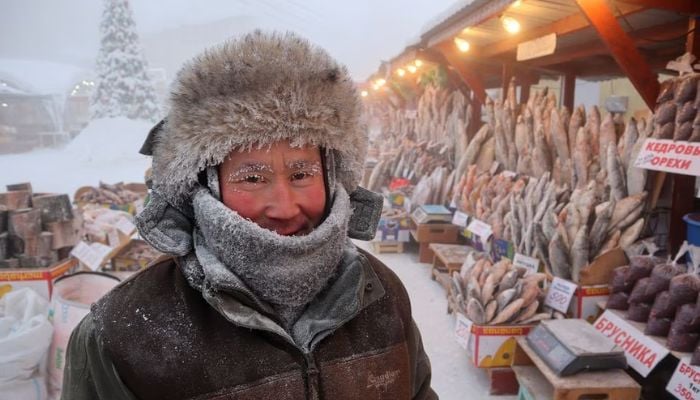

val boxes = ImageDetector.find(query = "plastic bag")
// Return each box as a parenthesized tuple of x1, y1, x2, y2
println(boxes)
(0, 287, 53, 400)
(629, 278, 655, 304)
(606, 292, 630, 310)
(645, 316, 672, 337)
(627, 302, 652, 322)
(650, 291, 676, 319)
(610, 266, 633, 294)
(645, 263, 684, 298)
(669, 274, 700, 309)
(47, 272, 119, 400)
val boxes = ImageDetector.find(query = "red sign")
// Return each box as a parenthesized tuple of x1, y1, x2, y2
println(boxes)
(635, 139, 700, 176)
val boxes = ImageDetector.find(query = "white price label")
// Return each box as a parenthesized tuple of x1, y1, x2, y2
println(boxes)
(544, 277, 577, 314)
(107, 228, 121, 247)
(454, 313, 473, 350)
(70, 241, 103, 271)
(404, 197, 412, 213)
(513, 253, 539, 275)
(467, 219, 492, 239)
(452, 211, 469, 227)
(115, 217, 136, 236)
(91, 242, 113, 261)
(667, 358, 700, 400)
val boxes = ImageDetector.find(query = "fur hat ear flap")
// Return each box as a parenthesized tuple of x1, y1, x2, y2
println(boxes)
(140, 118, 165, 156)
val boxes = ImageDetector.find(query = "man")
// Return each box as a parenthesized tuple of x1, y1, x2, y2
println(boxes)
(62, 31, 436, 399)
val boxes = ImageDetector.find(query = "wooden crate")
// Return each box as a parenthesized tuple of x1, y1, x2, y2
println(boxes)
(371, 241, 404, 254)
(512, 337, 641, 400)
(428, 243, 470, 280)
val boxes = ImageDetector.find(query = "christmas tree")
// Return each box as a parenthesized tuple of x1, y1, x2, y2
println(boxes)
(91, 0, 160, 121)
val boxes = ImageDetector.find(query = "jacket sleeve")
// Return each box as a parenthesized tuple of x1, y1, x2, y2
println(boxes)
(61, 313, 138, 400)
(408, 318, 438, 400)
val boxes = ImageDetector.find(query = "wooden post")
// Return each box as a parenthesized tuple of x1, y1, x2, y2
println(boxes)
(669, 17, 700, 254)
(562, 73, 576, 111)
(435, 42, 487, 105)
(574, 0, 660, 110)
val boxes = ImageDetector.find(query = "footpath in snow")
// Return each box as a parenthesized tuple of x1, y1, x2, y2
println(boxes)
(353, 240, 517, 400)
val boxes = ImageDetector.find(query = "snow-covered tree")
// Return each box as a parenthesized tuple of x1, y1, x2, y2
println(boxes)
(91, 0, 159, 121)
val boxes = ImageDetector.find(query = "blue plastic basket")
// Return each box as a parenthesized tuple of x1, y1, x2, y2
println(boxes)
(684, 213, 700, 247)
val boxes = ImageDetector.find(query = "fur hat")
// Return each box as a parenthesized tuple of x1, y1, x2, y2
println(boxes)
(146, 31, 366, 208)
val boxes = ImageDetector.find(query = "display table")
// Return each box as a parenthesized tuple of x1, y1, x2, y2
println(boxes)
(512, 337, 641, 400)
(428, 243, 470, 280)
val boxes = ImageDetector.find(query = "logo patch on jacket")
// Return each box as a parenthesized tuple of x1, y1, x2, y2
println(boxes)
(367, 370, 401, 392)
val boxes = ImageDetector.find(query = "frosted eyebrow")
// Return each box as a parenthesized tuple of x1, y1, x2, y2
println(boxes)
(227, 162, 274, 178)
(286, 160, 322, 172)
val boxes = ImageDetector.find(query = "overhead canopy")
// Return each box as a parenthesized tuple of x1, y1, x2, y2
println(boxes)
(374, 0, 699, 108)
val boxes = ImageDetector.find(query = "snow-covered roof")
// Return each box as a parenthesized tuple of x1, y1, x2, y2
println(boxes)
(0, 59, 89, 95)
(419, 0, 476, 37)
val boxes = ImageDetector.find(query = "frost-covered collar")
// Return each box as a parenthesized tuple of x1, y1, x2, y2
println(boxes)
(190, 184, 351, 326)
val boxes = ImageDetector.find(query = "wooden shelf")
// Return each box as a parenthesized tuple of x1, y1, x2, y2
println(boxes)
(513, 336, 641, 400)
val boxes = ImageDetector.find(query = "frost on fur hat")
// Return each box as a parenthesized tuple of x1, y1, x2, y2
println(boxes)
(149, 31, 366, 207)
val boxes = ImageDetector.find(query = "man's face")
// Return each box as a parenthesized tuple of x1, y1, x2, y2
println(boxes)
(218, 140, 326, 236)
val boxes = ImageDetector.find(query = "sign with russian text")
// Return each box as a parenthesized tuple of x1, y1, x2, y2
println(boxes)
(452, 211, 469, 227)
(667, 358, 700, 400)
(594, 310, 669, 377)
(516, 33, 557, 61)
(513, 253, 539, 275)
(454, 313, 473, 350)
(635, 139, 700, 177)
(467, 218, 492, 239)
(544, 277, 577, 313)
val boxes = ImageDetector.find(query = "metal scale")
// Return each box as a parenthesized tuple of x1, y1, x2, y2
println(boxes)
(526, 319, 628, 376)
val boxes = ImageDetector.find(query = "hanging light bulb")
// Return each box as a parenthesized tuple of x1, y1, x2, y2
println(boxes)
(502, 16, 521, 34)
(396, 68, 406, 77)
(453, 37, 471, 53)
(372, 83, 380, 91)
(407, 65, 417, 74)
(414, 59, 423, 68)
(512, 0, 522, 7)
(376, 78, 386, 87)
(361, 90, 368, 97)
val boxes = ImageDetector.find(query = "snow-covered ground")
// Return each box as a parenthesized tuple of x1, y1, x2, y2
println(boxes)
(0, 117, 152, 195)
(1, 119, 513, 399)
(354, 240, 517, 400)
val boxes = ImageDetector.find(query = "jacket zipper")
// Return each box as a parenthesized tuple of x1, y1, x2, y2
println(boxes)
(304, 353, 320, 400)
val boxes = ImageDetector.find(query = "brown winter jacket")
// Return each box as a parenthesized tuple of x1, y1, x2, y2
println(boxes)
(61, 247, 437, 400)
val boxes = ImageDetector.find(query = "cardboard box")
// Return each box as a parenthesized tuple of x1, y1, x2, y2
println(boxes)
(375, 216, 410, 242)
(578, 248, 628, 286)
(410, 221, 458, 243)
(418, 241, 434, 263)
(0, 257, 77, 300)
(569, 285, 610, 323)
(465, 320, 534, 368)
(491, 238, 514, 262)
(460, 228, 489, 252)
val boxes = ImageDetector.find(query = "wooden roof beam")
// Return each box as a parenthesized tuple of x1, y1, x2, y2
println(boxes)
(614, 0, 700, 15)
(434, 42, 488, 105)
(575, 0, 660, 109)
(521, 18, 689, 68)
(476, 2, 644, 58)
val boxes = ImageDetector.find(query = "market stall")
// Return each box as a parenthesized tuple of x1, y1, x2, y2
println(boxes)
(364, 0, 700, 397)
